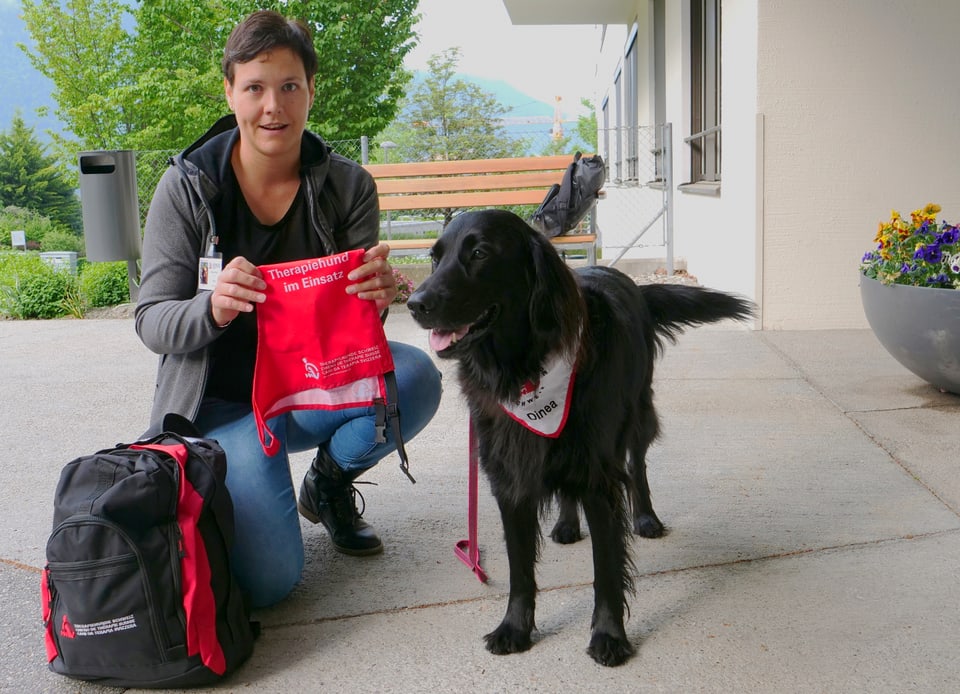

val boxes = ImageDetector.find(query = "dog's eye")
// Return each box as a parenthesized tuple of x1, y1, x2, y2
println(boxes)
(471, 248, 488, 260)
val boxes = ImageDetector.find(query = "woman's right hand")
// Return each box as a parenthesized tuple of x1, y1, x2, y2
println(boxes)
(210, 256, 266, 327)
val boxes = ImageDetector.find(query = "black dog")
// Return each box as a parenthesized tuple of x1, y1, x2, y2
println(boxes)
(407, 210, 753, 666)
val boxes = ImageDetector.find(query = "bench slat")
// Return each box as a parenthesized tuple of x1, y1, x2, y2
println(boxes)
(378, 189, 554, 211)
(365, 155, 572, 178)
(386, 233, 597, 253)
(375, 171, 564, 195)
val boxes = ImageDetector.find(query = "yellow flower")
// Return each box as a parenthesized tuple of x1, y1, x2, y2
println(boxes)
(923, 203, 941, 217)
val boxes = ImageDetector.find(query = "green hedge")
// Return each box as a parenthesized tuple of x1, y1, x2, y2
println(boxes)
(79, 261, 130, 308)
(0, 252, 78, 318)
(0, 253, 130, 319)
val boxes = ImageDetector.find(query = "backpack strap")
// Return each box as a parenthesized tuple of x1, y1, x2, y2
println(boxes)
(374, 371, 416, 484)
(556, 151, 582, 234)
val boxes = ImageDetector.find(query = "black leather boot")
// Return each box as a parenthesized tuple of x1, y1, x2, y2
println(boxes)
(298, 447, 383, 556)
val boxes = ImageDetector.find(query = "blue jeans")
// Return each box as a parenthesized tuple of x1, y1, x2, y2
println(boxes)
(194, 341, 442, 608)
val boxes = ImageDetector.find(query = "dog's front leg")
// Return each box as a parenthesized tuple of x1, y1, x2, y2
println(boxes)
(484, 497, 539, 655)
(581, 492, 634, 666)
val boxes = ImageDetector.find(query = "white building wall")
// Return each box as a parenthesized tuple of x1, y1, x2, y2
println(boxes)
(594, 0, 960, 329)
(757, 0, 960, 329)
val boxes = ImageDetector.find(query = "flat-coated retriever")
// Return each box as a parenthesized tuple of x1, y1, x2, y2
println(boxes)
(407, 209, 754, 666)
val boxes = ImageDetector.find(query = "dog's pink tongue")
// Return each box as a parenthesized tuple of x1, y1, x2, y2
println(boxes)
(429, 326, 469, 352)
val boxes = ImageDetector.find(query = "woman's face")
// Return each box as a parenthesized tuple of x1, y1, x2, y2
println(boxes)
(224, 47, 315, 162)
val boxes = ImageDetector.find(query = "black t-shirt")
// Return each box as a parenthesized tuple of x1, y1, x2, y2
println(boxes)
(205, 170, 328, 403)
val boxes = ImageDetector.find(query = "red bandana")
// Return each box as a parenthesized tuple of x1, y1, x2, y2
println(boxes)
(499, 350, 576, 438)
(252, 250, 395, 456)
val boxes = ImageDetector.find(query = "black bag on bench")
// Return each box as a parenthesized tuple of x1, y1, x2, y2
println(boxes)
(531, 151, 605, 237)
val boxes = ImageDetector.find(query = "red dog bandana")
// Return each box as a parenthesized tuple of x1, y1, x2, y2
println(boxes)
(252, 250, 412, 480)
(499, 350, 576, 438)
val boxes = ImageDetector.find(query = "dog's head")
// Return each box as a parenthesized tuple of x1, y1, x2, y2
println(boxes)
(408, 210, 583, 391)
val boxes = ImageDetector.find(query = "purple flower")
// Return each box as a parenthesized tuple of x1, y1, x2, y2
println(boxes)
(922, 244, 943, 263)
(926, 273, 950, 287)
(937, 226, 959, 245)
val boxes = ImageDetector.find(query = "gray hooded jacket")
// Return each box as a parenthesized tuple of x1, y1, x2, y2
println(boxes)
(135, 115, 380, 430)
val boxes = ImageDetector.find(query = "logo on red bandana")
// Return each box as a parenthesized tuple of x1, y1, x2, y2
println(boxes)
(500, 351, 576, 438)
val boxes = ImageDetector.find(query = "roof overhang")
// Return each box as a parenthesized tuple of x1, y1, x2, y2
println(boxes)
(502, 0, 635, 25)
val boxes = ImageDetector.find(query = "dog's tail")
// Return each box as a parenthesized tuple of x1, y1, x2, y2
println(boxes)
(640, 284, 755, 351)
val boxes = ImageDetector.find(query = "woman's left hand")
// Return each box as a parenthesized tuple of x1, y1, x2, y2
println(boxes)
(346, 242, 397, 312)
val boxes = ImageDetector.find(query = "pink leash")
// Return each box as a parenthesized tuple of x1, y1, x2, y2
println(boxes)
(454, 416, 488, 582)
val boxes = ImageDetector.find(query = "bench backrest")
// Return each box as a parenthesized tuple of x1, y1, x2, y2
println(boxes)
(364, 155, 574, 212)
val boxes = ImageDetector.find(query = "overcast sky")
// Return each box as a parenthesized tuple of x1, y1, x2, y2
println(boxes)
(404, 0, 600, 117)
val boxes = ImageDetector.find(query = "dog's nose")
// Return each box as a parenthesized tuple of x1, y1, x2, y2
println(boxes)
(407, 291, 430, 317)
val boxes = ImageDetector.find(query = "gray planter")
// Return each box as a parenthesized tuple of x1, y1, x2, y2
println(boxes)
(859, 273, 960, 394)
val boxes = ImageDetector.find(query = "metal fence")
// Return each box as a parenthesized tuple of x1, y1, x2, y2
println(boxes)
(597, 124, 674, 272)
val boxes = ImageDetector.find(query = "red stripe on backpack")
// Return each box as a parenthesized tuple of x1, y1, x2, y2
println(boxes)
(133, 443, 225, 675)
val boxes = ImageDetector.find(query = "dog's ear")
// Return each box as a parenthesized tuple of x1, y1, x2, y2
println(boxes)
(527, 230, 583, 352)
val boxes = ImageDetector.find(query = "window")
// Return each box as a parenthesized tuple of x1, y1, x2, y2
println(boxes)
(654, 0, 666, 182)
(624, 30, 639, 181)
(613, 68, 623, 182)
(601, 97, 611, 182)
(688, 0, 721, 184)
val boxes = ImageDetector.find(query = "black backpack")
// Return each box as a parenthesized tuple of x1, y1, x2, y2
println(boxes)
(530, 152, 606, 237)
(41, 428, 257, 688)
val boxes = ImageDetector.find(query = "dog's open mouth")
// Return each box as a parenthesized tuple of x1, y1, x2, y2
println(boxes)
(428, 306, 498, 354)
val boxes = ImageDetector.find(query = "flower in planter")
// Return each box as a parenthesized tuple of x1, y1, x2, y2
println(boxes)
(861, 203, 960, 289)
(392, 267, 416, 304)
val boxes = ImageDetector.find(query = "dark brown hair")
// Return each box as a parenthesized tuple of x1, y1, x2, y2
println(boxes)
(221, 10, 319, 84)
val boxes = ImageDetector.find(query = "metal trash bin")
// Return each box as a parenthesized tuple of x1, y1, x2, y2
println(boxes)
(78, 150, 141, 262)
(78, 150, 142, 300)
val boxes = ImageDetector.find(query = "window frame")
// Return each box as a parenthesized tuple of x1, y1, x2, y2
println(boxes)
(688, 0, 721, 185)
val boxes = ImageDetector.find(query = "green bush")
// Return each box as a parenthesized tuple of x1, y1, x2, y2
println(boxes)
(0, 252, 78, 319)
(40, 229, 84, 254)
(0, 205, 69, 249)
(80, 261, 130, 307)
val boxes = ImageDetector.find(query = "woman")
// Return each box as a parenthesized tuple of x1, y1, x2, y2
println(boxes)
(136, 10, 442, 608)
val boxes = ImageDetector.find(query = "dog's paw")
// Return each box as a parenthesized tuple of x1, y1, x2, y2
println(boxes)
(586, 632, 634, 667)
(484, 622, 533, 655)
(633, 513, 665, 538)
(549, 518, 583, 544)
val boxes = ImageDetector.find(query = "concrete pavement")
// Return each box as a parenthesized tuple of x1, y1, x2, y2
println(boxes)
(2, 308, 959, 693)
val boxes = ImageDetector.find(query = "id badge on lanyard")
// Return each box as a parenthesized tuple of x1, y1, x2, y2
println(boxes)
(198, 236, 222, 291)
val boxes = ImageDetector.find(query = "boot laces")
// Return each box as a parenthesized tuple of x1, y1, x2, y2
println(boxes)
(331, 482, 372, 521)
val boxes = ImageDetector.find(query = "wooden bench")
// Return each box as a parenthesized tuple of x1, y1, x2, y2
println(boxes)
(364, 155, 600, 264)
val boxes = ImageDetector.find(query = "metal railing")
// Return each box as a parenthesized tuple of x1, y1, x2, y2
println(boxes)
(684, 123, 721, 183)
(599, 124, 674, 273)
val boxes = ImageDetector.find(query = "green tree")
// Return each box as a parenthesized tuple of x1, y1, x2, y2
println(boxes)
(20, 0, 420, 153)
(386, 48, 518, 163)
(575, 98, 599, 151)
(19, 0, 134, 155)
(0, 114, 82, 232)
